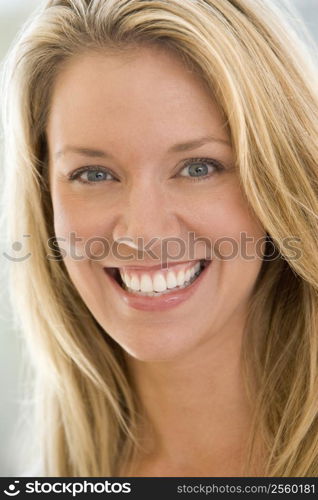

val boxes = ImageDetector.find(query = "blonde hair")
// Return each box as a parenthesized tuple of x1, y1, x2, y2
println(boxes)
(1, 0, 317, 476)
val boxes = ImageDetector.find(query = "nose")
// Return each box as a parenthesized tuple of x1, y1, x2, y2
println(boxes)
(112, 180, 183, 261)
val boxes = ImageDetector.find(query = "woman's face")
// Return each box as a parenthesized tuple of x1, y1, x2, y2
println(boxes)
(47, 46, 265, 361)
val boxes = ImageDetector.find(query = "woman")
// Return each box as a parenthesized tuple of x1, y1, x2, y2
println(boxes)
(1, 0, 317, 477)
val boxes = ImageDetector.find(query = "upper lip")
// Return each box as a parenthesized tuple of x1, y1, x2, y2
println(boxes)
(103, 259, 205, 271)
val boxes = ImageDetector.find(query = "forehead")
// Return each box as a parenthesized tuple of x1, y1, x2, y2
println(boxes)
(47, 46, 229, 153)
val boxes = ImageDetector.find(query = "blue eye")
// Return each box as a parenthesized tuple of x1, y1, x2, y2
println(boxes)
(69, 166, 115, 184)
(179, 158, 223, 181)
(86, 170, 108, 182)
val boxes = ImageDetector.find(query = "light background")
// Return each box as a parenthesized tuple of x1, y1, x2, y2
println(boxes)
(0, 0, 317, 476)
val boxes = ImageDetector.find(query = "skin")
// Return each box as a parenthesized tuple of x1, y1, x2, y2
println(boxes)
(47, 45, 266, 476)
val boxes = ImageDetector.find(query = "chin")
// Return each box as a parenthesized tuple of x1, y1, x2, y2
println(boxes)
(105, 325, 201, 363)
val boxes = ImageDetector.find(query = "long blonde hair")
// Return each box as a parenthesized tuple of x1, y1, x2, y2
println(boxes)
(1, 0, 317, 476)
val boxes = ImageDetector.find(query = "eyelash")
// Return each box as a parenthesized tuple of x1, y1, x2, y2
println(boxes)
(68, 157, 224, 185)
(180, 158, 224, 182)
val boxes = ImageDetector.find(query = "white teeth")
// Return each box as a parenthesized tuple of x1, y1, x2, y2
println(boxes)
(124, 272, 131, 288)
(130, 274, 140, 291)
(153, 273, 167, 292)
(166, 271, 177, 289)
(140, 273, 153, 292)
(176, 269, 185, 286)
(118, 260, 204, 294)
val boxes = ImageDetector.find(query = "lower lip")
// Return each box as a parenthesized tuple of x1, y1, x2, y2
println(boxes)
(103, 261, 212, 312)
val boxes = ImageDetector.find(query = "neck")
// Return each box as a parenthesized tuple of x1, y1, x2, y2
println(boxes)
(124, 311, 261, 475)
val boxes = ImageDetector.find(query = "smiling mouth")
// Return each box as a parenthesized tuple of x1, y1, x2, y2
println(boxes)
(104, 259, 211, 297)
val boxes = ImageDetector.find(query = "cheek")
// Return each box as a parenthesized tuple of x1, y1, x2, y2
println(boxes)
(214, 207, 265, 261)
(51, 193, 107, 305)
(187, 183, 266, 260)
(206, 189, 266, 306)
(51, 190, 114, 260)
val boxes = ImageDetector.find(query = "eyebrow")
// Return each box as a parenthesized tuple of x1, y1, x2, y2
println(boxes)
(54, 135, 231, 160)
